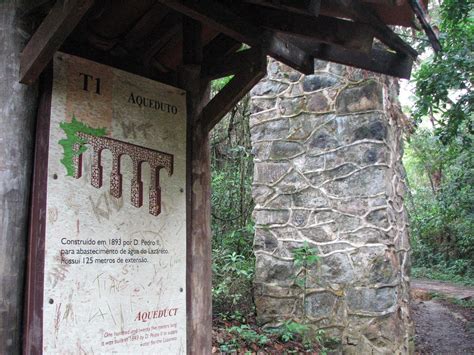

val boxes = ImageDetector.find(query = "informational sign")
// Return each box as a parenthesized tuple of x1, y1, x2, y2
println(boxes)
(39, 52, 187, 353)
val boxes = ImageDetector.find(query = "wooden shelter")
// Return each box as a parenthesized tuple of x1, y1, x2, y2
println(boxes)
(14, 0, 438, 353)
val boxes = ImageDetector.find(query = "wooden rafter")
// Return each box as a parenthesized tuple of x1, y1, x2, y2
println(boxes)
(203, 47, 262, 80)
(320, 0, 418, 58)
(245, 0, 321, 16)
(287, 34, 413, 79)
(254, 7, 374, 53)
(407, 0, 441, 53)
(362, 0, 400, 4)
(60, 40, 178, 86)
(203, 34, 241, 63)
(20, 0, 95, 85)
(199, 48, 267, 133)
(122, 4, 170, 50)
(156, 0, 314, 74)
(142, 22, 182, 68)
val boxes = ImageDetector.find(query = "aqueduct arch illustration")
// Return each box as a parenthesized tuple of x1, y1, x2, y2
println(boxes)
(73, 133, 174, 216)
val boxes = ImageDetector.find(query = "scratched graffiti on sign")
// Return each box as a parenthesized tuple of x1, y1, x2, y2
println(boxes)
(42, 52, 187, 354)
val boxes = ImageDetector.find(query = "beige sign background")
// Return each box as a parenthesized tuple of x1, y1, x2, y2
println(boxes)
(43, 52, 187, 353)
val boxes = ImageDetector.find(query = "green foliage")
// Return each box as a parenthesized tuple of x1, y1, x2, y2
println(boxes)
(430, 292, 474, 308)
(227, 325, 270, 347)
(210, 94, 256, 317)
(292, 242, 320, 269)
(411, 0, 473, 143)
(216, 321, 327, 353)
(212, 246, 255, 316)
(291, 242, 320, 316)
(412, 267, 474, 286)
(404, 127, 474, 280)
(217, 324, 269, 353)
(267, 321, 326, 352)
(211, 76, 234, 92)
(405, 0, 473, 285)
(275, 243, 325, 350)
(273, 320, 311, 343)
(58, 116, 106, 176)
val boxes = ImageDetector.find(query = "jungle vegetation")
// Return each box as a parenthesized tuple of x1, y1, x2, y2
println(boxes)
(209, 0, 473, 350)
(404, 0, 473, 284)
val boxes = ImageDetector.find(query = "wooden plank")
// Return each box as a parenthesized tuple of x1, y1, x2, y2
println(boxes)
(361, 0, 401, 4)
(142, 22, 182, 67)
(199, 48, 267, 133)
(287, 34, 413, 78)
(157, 0, 314, 74)
(154, 25, 219, 71)
(260, 32, 313, 75)
(203, 34, 241, 63)
(122, 4, 170, 50)
(320, 0, 418, 58)
(60, 40, 178, 86)
(23, 66, 53, 355)
(203, 47, 262, 80)
(179, 18, 213, 355)
(407, 0, 441, 53)
(308, 0, 322, 16)
(87, 0, 155, 39)
(245, 0, 321, 16)
(254, 7, 374, 53)
(20, 0, 94, 85)
(183, 17, 203, 64)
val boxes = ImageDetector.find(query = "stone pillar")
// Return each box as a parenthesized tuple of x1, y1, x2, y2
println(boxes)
(0, 1, 39, 352)
(250, 59, 412, 354)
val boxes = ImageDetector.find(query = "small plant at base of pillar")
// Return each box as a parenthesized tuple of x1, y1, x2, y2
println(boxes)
(291, 241, 325, 350)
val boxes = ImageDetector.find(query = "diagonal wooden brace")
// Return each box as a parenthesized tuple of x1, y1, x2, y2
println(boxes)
(198, 47, 267, 134)
(19, 0, 94, 85)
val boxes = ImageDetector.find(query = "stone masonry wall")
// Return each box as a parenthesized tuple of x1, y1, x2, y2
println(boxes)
(250, 59, 413, 354)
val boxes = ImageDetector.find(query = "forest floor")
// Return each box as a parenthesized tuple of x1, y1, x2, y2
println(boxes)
(212, 279, 474, 354)
(411, 279, 474, 354)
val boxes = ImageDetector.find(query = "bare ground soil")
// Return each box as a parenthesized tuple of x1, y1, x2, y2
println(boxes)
(411, 279, 474, 354)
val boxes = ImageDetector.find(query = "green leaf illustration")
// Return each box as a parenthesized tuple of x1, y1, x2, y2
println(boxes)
(58, 116, 106, 176)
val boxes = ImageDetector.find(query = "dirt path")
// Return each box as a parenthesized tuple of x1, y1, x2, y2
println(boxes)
(412, 279, 474, 300)
(411, 279, 474, 354)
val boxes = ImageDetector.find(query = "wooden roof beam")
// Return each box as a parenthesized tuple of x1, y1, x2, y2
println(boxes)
(59, 40, 178, 86)
(361, 0, 401, 4)
(245, 0, 321, 16)
(157, 0, 314, 74)
(254, 7, 374, 53)
(142, 22, 182, 69)
(203, 47, 262, 80)
(122, 4, 170, 50)
(320, 0, 418, 58)
(20, 0, 95, 85)
(408, 0, 441, 53)
(286, 34, 413, 78)
(199, 48, 267, 133)
(202, 34, 241, 63)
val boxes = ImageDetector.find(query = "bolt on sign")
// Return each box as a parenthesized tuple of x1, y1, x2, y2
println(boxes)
(25, 52, 187, 353)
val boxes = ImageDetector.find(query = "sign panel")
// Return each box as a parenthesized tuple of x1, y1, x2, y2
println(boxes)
(38, 52, 187, 353)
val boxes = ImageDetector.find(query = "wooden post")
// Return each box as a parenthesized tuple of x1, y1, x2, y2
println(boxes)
(179, 18, 213, 354)
(0, 1, 40, 352)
